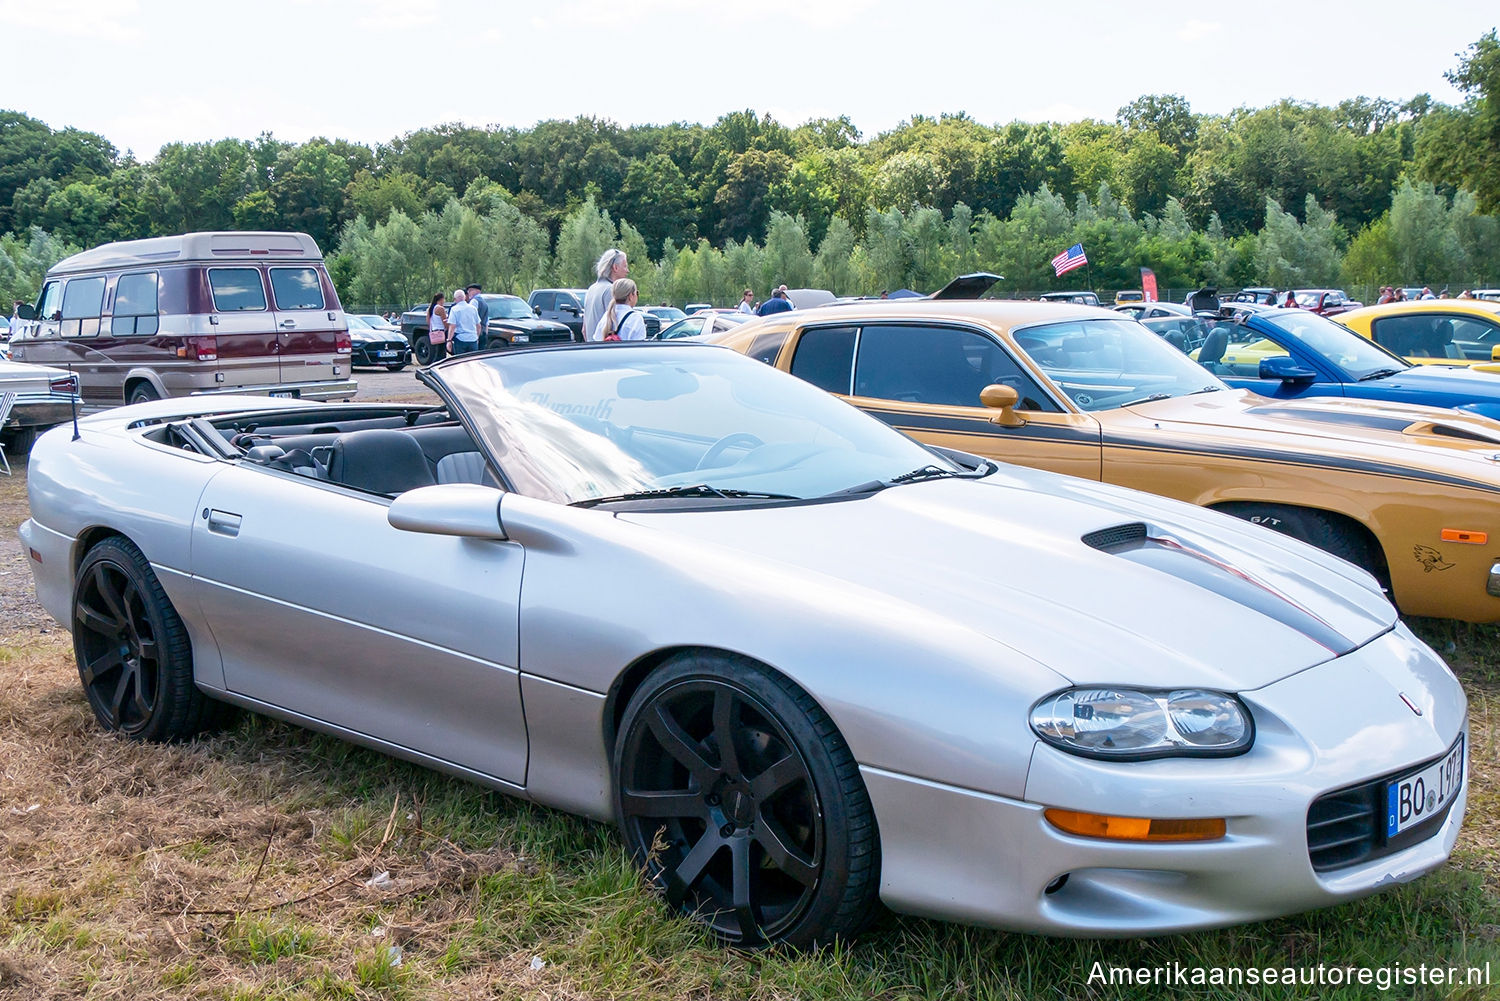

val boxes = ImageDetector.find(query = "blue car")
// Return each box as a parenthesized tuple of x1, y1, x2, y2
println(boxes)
(1164, 307, 1500, 421)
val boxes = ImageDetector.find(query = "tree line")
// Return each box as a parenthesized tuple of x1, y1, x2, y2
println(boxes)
(2, 30, 1497, 308)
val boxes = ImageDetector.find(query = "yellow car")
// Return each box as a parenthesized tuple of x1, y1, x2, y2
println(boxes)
(1337, 300, 1500, 371)
(714, 299, 1500, 622)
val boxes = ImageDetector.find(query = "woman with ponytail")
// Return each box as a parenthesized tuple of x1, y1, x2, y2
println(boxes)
(596, 278, 647, 341)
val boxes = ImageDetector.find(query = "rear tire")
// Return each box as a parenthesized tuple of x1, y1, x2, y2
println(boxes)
(72, 537, 224, 741)
(127, 382, 160, 406)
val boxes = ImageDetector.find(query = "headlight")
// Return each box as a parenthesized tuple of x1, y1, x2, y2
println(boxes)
(1030, 688, 1253, 760)
(512, 333, 529, 343)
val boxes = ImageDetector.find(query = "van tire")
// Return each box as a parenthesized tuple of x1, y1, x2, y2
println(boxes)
(127, 383, 161, 406)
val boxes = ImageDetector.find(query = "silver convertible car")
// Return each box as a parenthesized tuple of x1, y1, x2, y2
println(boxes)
(21, 344, 1466, 946)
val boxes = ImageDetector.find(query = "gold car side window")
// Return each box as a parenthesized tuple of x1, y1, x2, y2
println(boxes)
(853, 324, 1060, 412)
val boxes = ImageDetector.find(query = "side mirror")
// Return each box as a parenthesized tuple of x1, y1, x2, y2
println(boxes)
(533, 305, 542, 316)
(17, 303, 34, 320)
(979, 383, 1027, 427)
(1259, 355, 1317, 384)
(388, 483, 508, 540)
(564, 304, 580, 316)
(1490, 345, 1500, 363)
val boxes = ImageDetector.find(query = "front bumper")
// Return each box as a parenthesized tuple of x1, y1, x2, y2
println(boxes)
(190, 379, 358, 402)
(866, 625, 1467, 935)
(352, 342, 411, 367)
(3, 390, 78, 429)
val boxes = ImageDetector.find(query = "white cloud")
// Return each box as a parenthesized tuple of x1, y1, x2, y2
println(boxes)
(0, 0, 142, 39)
(1176, 19, 1220, 43)
(528, 0, 875, 33)
(356, 0, 439, 32)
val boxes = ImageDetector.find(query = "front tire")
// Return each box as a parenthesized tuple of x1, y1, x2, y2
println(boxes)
(613, 653, 879, 947)
(1220, 502, 1385, 583)
(72, 537, 221, 741)
(412, 334, 434, 366)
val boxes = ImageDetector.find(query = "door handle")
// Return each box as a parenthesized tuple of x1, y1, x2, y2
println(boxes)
(205, 508, 242, 537)
(280, 319, 296, 328)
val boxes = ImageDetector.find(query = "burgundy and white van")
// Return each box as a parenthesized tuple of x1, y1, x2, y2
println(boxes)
(12, 231, 356, 408)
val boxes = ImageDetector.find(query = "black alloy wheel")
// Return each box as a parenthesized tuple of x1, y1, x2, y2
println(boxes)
(72, 537, 220, 741)
(412, 334, 434, 366)
(614, 654, 879, 947)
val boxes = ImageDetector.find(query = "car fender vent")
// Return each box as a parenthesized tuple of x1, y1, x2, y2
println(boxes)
(1082, 523, 1148, 552)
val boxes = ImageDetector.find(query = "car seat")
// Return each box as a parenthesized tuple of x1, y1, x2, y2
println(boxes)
(1197, 328, 1229, 372)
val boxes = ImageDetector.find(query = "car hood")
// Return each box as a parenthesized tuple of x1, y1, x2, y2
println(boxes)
(1127, 389, 1500, 468)
(620, 470, 1396, 692)
(1361, 364, 1500, 398)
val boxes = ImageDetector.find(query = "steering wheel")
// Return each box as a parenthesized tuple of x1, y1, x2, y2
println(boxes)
(696, 432, 765, 470)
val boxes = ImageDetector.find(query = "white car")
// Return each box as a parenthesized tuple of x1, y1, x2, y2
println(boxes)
(19, 343, 1466, 946)
(1, 357, 81, 453)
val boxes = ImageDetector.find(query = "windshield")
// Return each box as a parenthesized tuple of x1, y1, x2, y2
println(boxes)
(345, 314, 375, 329)
(1255, 309, 1408, 378)
(483, 296, 534, 319)
(1294, 291, 1325, 307)
(433, 345, 955, 505)
(649, 307, 687, 321)
(1011, 318, 1227, 411)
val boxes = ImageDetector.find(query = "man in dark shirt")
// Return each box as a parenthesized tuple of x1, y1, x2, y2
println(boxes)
(465, 284, 489, 339)
(756, 288, 794, 316)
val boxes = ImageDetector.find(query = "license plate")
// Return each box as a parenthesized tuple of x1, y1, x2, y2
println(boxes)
(269, 390, 295, 398)
(1386, 735, 1464, 837)
(376, 351, 397, 358)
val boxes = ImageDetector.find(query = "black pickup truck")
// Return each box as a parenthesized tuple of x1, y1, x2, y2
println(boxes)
(401, 293, 573, 364)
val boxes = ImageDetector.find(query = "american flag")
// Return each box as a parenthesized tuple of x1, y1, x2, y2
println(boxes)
(1051, 243, 1088, 277)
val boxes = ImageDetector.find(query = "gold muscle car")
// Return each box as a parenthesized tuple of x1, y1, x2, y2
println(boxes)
(713, 299, 1500, 622)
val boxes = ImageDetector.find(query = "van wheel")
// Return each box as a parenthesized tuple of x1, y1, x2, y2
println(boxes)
(127, 383, 160, 406)
(413, 335, 434, 366)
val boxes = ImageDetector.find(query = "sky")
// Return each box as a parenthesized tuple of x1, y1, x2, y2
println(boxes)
(2, 0, 1494, 157)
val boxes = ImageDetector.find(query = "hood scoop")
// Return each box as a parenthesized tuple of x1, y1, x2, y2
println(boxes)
(1246, 403, 1500, 446)
(1083, 523, 1356, 655)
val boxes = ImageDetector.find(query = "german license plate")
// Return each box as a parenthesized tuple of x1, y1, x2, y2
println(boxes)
(269, 390, 295, 398)
(376, 351, 397, 359)
(1387, 735, 1464, 837)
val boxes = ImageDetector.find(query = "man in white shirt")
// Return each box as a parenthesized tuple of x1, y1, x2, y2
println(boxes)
(8, 301, 26, 339)
(583, 249, 628, 341)
(448, 289, 481, 354)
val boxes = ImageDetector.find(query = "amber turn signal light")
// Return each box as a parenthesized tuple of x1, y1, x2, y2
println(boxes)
(1044, 808, 1226, 842)
(1440, 529, 1487, 545)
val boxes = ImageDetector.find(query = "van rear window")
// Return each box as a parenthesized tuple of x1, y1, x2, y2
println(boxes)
(209, 268, 268, 311)
(270, 268, 326, 310)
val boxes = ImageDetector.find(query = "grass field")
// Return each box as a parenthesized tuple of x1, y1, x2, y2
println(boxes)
(1, 455, 1498, 1000)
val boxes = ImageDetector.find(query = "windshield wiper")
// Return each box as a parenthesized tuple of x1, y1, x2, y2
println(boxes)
(573, 484, 801, 508)
(1119, 392, 1173, 406)
(831, 462, 995, 496)
(1357, 368, 1404, 381)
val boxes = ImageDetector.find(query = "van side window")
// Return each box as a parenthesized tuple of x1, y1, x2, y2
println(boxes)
(111, 272, 160, 336)
(60, 276, 106, 337)
(270, 268, 326, 310)
(209, 268, 268, 311)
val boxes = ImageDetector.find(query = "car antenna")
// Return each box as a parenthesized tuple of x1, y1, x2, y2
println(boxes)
(69, 363, 80, 441)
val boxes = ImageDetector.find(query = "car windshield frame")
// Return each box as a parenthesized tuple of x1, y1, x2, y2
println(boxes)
(428, 344, 961, 506)
(1250, 309, 1409, 380)
(1008, 317, 1228, 412)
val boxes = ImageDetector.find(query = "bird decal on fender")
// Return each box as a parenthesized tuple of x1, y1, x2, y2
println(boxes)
(1414, 546, 1455, 572)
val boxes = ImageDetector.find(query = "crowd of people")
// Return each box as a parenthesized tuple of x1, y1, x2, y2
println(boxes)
(1375, 285, 1481, 302)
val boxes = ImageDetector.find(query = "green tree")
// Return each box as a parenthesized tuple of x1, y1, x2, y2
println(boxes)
(552, 195, 617, 288)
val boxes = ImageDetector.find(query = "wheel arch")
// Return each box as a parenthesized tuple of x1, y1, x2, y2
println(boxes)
(604, 644, 839, 754)
(122, 369, 167, 403)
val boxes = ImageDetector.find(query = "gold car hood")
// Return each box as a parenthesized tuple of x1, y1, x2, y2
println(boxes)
(1129, 390, 1500, 454)
(623, 468, 1397, 692)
